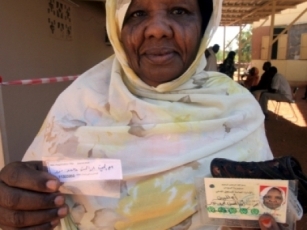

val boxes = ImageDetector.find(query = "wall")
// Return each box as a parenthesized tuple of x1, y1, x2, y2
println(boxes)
(0, 0, 113, 164)
(288, 24, 307, 59)
(0, 88, 5, 168)
(252, 26, 270, 59)
(251, 2, 307, 83)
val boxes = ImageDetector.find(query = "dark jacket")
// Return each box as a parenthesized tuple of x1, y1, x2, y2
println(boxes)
(250, 71, 274, 92)
(220, 58, 236, 79)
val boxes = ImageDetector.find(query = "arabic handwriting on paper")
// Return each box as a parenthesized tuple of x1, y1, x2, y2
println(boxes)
(51, 163, 116, 175)
(46, 159, 123, 182)
(98, 164, 114, 172)
(66, 168, 78, 173)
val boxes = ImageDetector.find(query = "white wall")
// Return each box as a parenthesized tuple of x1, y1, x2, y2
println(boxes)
(0, 0, 113, 163)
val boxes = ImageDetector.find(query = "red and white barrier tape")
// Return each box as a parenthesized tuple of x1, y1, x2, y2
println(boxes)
(0, 75, 78, 86)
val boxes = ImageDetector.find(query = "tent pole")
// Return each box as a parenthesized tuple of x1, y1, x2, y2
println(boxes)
(268, 0, 276, 61)
(237, 22, 243, 80)
(223, 26, 226, 60)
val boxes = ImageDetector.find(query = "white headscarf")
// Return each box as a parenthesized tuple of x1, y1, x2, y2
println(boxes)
(106, 0, 222, 94)
(23, 0, 273, 229)
(260, 186, 287, 211)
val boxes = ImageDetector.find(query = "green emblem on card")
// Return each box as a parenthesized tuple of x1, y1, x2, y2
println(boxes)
(240, 208, 248, 214)
(228, 208, 237, 214)
(251, 208, 259, 215)
(218, 207, 227, 213)
(207, 206, 216, 213)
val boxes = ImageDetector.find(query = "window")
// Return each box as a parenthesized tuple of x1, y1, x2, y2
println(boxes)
(300, 33, 307, 59)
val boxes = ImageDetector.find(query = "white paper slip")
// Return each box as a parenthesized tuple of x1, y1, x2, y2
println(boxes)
(204, 178, 289, 223)
(46, 159, 123, 182)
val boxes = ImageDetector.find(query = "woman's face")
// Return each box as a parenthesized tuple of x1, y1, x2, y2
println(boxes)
(263, 188, 283, 210)
(121, 0, 203, 87)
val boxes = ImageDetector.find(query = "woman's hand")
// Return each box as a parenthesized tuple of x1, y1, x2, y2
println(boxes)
(0, 161, 68, 229)
(231, 214, 288, 230)
(258, 214, 286, 229)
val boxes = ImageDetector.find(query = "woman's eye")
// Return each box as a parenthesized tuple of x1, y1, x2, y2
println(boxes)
(131, 11, 146, 18)
(172, 8, 188, 15)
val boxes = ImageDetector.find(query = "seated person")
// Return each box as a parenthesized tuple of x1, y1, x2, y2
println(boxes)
(259, 67, 293, 118)
(240, 67, 259, 89)
(251, 62, 275, 101)
(250, 61, 272, 92)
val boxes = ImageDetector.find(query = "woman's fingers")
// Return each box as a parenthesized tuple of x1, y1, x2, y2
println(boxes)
(0, 161, 68, 229)
(230, 214, 288, 230)
(259, 214, 281, 230)
(0, 161, 60, 192)
(0, 182, 65, 210)
(0, 205, 68, 228)
(0, 223, 54, 230)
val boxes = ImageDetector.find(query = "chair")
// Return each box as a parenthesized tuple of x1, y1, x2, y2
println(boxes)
(274, 87, 299, 122)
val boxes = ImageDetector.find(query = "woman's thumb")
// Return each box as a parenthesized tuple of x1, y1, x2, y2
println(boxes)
(259, 214, 280, 230)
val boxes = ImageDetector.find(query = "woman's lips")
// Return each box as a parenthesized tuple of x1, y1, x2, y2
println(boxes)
(142, 48, 177, 65)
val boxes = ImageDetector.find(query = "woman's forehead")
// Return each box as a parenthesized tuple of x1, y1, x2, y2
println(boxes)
(267, 188, 282, 194)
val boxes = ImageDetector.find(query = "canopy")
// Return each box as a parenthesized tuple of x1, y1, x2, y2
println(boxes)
(222, 0, 307, 26)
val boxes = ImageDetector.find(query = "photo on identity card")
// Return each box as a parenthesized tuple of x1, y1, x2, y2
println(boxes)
(202, 178, 289, 223)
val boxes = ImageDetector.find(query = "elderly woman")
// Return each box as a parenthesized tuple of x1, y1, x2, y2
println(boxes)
(261, 187, 286, 211)
(0, 0, 277, 229)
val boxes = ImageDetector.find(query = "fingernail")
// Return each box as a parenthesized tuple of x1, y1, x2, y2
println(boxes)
(51, 219, 60, 227)
(261, 217, 272, 228)
(46, 180, 58, 191)
(58, 206, 68, 217)
(54, 196, 65, 206)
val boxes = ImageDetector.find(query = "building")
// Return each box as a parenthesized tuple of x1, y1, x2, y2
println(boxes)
(0, 0, 112, 166)
(252, 1, 307, 85)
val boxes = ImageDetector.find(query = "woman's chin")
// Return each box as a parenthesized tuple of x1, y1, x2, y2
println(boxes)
(139, 71, 183, 87)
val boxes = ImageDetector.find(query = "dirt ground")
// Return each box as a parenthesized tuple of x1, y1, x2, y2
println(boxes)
(264, 87, 307, 229)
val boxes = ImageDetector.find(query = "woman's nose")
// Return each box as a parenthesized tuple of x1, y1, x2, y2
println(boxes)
(144, 14, 173, 39)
